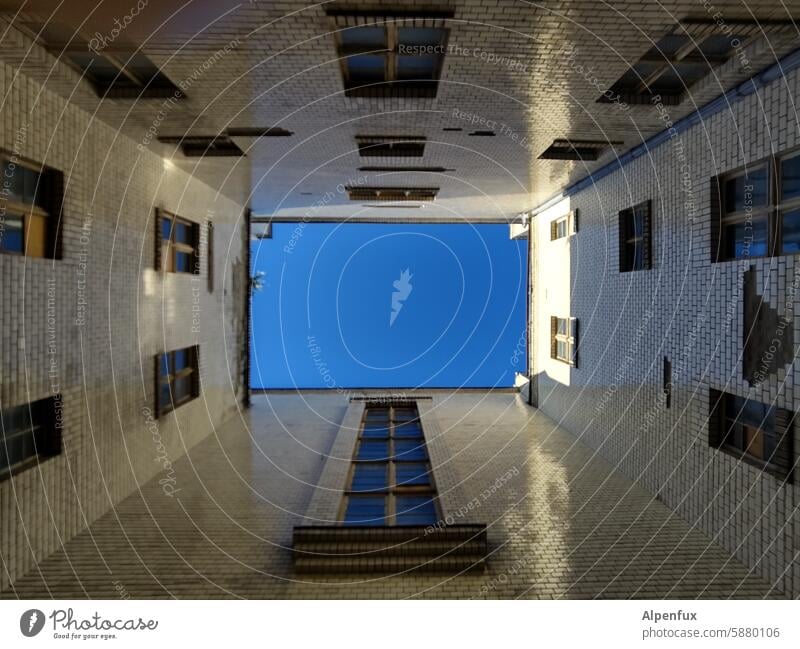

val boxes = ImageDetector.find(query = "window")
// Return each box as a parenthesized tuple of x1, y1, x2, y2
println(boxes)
(550, 210, 578, 240)
(357, 166, 452, 173)
(1, 397, 62, 479)
(550, 317, 578, 366)
(346, 186, 438, 202)
(21, 22, 182, 99)
(619, 200, 652, 271)
(0, 156, 62, 259)
(207, 221, 214, 292)
(157, 135, 244, 157)
(328, 11, 451, 97)
(157, 209, 199, 274)
(156, 346, 199, 416)
(356, 135, 425, 157)
(341, 403, 440, 526)
(709, 390, 795, 482)
(713, 149, 800, 261)
(599, 25, 753, 105)
(539, 139, 618, 162)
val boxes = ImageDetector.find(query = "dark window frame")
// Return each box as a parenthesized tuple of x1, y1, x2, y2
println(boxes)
(0, 396, 62, 481)
(709, 389, 795, 483)
(355, 135, 426, 158)
(598, 24, 761, 106)
(340, 403, 441, 526)
(0, 153, 63, 259)
(619, 200, 652, 272)
(155, 346, 200, 417)
(713, 148, 800, 262)
(156, 208, 200, 274)
(550, 316, 579, 366)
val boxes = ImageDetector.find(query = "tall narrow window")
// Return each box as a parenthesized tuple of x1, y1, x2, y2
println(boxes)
(0, 156, 62, 259)
(619, 200, 652, 271)
(156, 346, 200, 416)
(157, 209, 199, 274)
(341, 403, 439, 526)
(550, 316, 578, 366)
(709, 390, 795, 482)
(1, 397, 62, 479)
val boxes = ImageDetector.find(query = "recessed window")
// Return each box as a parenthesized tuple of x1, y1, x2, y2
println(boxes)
(599, 27, 751, 105)
(713, 149, 800, 261)
(341, 403, 440, 526)
(1, 396, 62, 480)
(539, 139, 616, 162)
(618, 200, 652, 271)
(550, 210, 578, 240)
(550, 317, 578, 366)
(709, 390, 795, 482)
(468, 130, 496, 137)
(157, 209, 199, 274)
(0, 155, 62, 259)
(329, 12, 450, 97)
(346, 186, 438, 202)
(22, 22, 182, 99)
(207, 221, 214, 292)
(156, 346, 200, 417)
(157, 135, 244, 157)
(356, 135, 425, 157)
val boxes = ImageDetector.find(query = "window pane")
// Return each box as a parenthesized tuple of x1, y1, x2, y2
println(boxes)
(395, 495, 436, 525)
(697, 34, 737, 58)
(556, 340, 568, 359)
(173, 349, 188, 371)
(365, 407, 389, 420)
(174, 221, 192, 244)
(161, 217, 173, 240)
(393, 407, 416, 421)
(357, 440, 389, 460)
(397, 55, 437, 80)
(0, 213, 24, 253)
(394, 440, 427, 461)
(175, 251, 192, 272)
(158, 353, 170, 378)
(645, 34, 691, 58)
(725, 168, 768, 212)
(1, 403, 33, 435)
(631, 240, 644, 270)
(362, 423, 389, 438)
(351, 463, 388, 492)
(67, 52, 121, 86)
(346, 55, 386, 83)
(340, 26, 386, 48)
(781, 154, 800, 201)
(159, 383, 171, 410)
(344, 496, 385, 525)
(782, 208, 800, 254)
(394, 422, 422, 438)
(556, 319, 567, 335)
(743, 425, 764, 460)
(723, 217, 768, 259)
(395, 463, 430, 486)
(397, 27, 445, 47)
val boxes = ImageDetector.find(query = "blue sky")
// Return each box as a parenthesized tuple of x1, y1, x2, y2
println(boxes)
(250, 223, 527, 388)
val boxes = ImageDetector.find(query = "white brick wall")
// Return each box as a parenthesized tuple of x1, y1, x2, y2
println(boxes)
(532, 64, 800, 597)
(0, 58, 247, 591)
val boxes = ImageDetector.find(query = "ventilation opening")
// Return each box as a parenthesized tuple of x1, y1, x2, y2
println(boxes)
(346, 187, 438, 201)
(157, 135, 245, 157)
(226, 127, 294, 137)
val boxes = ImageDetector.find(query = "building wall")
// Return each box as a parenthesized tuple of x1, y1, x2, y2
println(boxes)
(0, 59, 247, 591)
(532, 65, 800, 596)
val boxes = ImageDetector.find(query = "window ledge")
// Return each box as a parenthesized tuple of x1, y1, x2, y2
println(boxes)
(292, 524, 487, 574)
